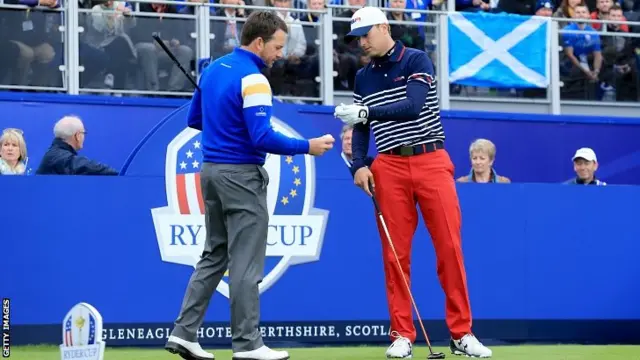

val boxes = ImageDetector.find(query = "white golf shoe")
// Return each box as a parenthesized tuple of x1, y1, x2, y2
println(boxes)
(385, 331, 413, 359)
(165, 335, 214, 359)
(450, 334, 492, 358)
(232, 345, 290, 360)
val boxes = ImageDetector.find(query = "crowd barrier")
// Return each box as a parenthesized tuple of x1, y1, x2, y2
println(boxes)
(1, 94, 640, 347)
(2, 0, 640, 113)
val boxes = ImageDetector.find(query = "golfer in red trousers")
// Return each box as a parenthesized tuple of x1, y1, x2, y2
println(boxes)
(334, 6, 492, 359)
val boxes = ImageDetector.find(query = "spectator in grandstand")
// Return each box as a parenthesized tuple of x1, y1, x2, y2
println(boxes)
(496, 0, 537, 14)
(333, 0, 370, 90)
(590, 0, 629, 30)
(133, 2, 195, 92)
(457, 0, 490, 11)
(3, 0, 59, 87)
(210, 0, 246, 60)
(0, 40, 22, 86)
(599, 4, 638, 101)
(293, 0, 327, 97)
(0, 128, 29, 175)
(553, 0, 586, 28)
(560, 4, 603, 100)
(403, 0, 430, 39)
(456, 139, 511, 183)
(388, 0, 426, 50)
(85, 0, 138, 90)
(565, 147, 606, 185)
(535, 0, 555, 15)
(36, 116, 118, 175)
(263, 0, 307, 95)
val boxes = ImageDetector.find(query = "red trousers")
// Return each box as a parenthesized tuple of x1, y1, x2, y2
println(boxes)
(370, 149, 472, 341)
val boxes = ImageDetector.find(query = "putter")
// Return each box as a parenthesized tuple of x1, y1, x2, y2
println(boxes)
(369, 180, 446, 360)
(152, 34, 201, 91)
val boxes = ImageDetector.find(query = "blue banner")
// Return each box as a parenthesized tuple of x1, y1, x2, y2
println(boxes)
(1, 94, 640, 347)
(1, 93, 640, 185)
(448, 12, 549, 88)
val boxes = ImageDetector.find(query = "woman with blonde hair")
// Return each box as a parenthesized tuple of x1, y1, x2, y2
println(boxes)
(0, 128, 29, 175)
(457, 138, 510, 183)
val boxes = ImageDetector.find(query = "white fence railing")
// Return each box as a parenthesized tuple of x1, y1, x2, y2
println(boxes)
(1, 1, 639, 113)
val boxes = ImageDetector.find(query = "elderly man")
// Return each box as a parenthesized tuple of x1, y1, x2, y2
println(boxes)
(36, 116, 118, 175)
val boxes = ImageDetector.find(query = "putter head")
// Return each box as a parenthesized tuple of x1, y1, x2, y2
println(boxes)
(427, 352, 446, 359)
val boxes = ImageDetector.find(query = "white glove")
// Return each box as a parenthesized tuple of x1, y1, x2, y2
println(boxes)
(333, 103, 369, 126)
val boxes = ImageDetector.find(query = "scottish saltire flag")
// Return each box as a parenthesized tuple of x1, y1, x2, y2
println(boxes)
(448, 12, 550, 88)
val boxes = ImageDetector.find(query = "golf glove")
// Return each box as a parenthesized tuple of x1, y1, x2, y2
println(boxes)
(334, 103, 369, 126)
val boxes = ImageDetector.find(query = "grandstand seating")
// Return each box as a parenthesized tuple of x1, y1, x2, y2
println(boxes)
(1, 0, 639, 112)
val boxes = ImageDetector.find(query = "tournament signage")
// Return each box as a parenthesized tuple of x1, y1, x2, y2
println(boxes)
(124, 104, 329, 298)
(59, 303, 105, 360)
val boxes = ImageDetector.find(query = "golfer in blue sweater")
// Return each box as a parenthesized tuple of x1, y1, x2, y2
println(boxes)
(165, 11, 335, 360)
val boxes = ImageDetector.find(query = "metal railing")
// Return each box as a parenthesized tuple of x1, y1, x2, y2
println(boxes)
(1, 1, 640, 113)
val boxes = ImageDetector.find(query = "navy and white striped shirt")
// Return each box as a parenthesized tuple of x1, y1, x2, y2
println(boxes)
(351, 41, 443, 174)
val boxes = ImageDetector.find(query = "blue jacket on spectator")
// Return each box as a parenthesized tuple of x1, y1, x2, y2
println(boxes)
(36, 138, 118, 175)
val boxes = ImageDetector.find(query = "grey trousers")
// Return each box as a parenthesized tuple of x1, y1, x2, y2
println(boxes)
(170, 163, 269, 352)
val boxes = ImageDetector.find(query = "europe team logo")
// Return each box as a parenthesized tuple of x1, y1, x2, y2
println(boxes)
(151, 116, 329, 298)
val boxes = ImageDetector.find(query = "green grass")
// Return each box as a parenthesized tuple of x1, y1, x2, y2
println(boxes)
(7, 345, 640, 360)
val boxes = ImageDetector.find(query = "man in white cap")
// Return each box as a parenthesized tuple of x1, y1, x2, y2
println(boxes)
(333, 6, 492, 359)
(566, 147, 607, 185)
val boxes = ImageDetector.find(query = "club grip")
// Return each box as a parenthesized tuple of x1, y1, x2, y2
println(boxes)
(369, 179, 381, 214)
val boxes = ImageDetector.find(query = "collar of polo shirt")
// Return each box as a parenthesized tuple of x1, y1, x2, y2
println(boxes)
(345, 6, 389, 42)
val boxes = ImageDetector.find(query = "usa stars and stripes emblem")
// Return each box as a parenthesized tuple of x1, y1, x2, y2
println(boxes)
(151, 117, 329, 298)
(60, 302, 105, 360)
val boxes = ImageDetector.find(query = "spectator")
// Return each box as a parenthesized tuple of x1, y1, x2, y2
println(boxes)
(133, 2, 195, 92)
(456, 139, 511, 183)
(590, 0, 629, 31)
(85, 0, 138, 90)
(264, 0, 307, 95)
(339, 124, 374, 174)
(36, 116, 118, 176)
(333, 0, 368, 90)
(388, 0, 426, 50)
(554, 0, 586, 28)
(340, 124, 353, 167)
(535, 0, 555, 15)
(403, 0, 430, 39)
(497, 0, 537, 14)
(4, 0, 59, 87)
(560, 4, 603, 100)
(0, 40, 22, 86)
(565, 147, 606, 185)
(600, 4, 638, 101)
(457, 0, 490, 12)
(210, 0, 246, 60)
(0, 128, 29, 175)
(294, 0, 327, 97)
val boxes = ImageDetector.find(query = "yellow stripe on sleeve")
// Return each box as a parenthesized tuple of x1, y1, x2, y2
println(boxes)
(242, 83, 271, 98)
(241, 73, 273, 108)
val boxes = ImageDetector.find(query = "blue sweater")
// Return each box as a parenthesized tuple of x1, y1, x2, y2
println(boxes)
(186, 48, 310, 165)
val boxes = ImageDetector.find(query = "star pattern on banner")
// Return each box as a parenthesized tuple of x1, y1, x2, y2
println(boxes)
(281, 156, 303, 205)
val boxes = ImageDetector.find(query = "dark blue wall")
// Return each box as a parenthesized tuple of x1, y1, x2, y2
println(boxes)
(1, 92, 639, 184)
(1, 93, 640, 347)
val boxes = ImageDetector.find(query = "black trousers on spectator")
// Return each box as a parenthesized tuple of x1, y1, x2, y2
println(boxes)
(0, 40, 21, 85)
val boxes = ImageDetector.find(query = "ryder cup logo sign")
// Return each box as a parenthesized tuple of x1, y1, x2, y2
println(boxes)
(59, 303, 105, 360)
(151, 117, 329, 298)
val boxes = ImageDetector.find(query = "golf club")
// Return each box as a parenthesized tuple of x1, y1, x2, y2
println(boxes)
(152, 34, 201, 91)
(369, 180, 446, 360)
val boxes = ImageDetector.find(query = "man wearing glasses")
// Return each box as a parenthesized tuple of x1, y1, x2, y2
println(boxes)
(36, 115, 118, 176)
